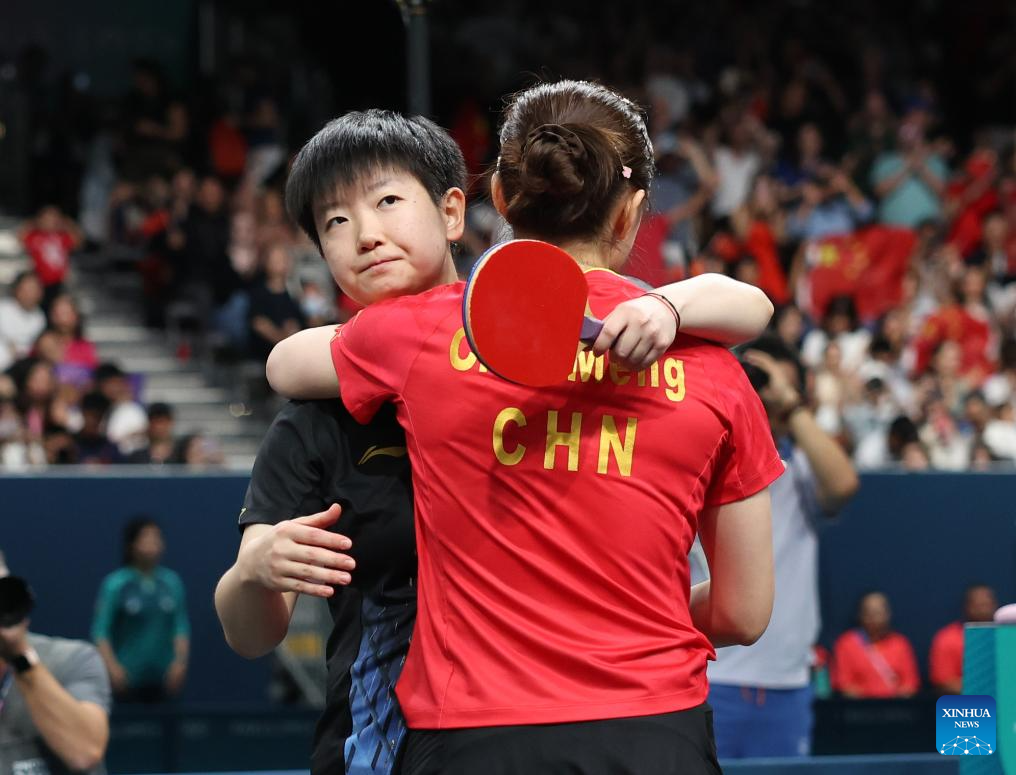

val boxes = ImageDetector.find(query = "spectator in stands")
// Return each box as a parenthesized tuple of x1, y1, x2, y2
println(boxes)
(120, 59, 189, 181)
(17, 206, 83, 309)
(168, 175, 240, 355)
(42, 423, 76, 466)
(648, 132, 718, 272)
(46, 293, 98, 375)
(0, 549, 111, 773)
(124, 403, 176, 465)
(10, 358, 56, 443)
(730, 175, 792, 305)
(871, 112, 948, 228)
(169, 433, 224, 467)
(0, 379, 40, 468)
(832, 591, 921, 698)
(93, 363, 148, 456)
(73, 392, 120, 465)
(801, 295, 871, 374)
(711, 114, 775, 220)
(246, 243, 305, 361)
(92, 518, 190, 702)
(705, 336, 858, 759)
(298, 278, 336, 329)
(774, 304, 807, 351)
(930, 584, 999, 695)
(786, 169, 874, 242)
(775, 123, 832, 190)
(0, 272, 46, 373)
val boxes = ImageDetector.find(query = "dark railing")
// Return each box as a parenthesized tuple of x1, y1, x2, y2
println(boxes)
(106, 698, 948, 774)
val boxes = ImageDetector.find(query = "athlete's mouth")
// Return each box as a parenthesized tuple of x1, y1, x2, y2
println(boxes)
(360, 256, 401, 273)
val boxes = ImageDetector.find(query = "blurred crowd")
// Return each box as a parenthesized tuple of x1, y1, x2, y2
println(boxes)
(2, 1, 1016, 470)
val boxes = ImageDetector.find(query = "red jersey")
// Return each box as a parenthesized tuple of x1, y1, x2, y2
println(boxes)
(929, 621, 964, 689)
(831, 629, 920, 698)
(22, 229, 75, 286)
(331, 270, 783, 729)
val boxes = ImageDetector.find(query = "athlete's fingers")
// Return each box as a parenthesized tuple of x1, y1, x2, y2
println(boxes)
(289, 579, 336, 598)
(280, 560, 351, 588)
(286, 543, 356, 572)
(609, 324, 645, 364)
(294, 503, 342, 529)
(624, 337, 657, 371)
(592, 316, 624, 356)
(289, 522, 353, 552)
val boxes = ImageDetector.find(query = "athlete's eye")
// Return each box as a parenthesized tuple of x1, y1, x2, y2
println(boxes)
(379, 195, 400, 207)
(326, 215, 347, 228)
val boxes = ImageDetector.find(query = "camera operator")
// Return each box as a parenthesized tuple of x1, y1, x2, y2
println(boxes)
(0, 551, 111, 775)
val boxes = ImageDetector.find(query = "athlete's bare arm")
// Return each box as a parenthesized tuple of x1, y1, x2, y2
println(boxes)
(266, 325, 341, 400)
(691, 487, 775, 648)
(592, 274, 774, 367)
(268, 275, 773, 400)
(215, 505, 355, 658)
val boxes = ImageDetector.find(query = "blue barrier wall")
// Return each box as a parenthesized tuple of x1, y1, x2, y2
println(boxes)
(2, 471, 1014, 704)
(0, 471, 268, 705)
(817, 472, 1016, 678)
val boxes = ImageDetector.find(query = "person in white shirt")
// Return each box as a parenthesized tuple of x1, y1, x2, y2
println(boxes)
(0, 272, 46, 372)
(692, 336, 859, 759)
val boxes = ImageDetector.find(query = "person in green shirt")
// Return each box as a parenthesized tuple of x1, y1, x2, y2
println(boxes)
(92, 518, 189, 702)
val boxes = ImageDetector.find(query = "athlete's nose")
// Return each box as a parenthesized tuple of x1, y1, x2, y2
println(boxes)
(357, 214, 385, 253)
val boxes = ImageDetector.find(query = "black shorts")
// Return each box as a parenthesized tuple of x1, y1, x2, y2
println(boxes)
(398, 703, 722, 775)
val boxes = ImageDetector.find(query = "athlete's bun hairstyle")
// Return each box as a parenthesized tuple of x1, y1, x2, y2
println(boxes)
(285, 110, 467, 252)
(497, 80, 654, 241)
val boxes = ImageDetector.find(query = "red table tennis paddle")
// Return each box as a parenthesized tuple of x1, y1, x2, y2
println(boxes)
(462, 239, 603, 386)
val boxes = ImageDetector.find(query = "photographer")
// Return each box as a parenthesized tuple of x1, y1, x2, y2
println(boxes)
(695, 337, 859, 758)
(0, 551, 111, 775)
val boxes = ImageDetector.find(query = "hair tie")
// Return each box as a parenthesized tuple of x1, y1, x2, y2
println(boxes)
(621, 165, 633, 179)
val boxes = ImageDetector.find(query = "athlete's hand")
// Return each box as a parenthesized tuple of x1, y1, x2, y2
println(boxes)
(238, 504, 355, 598)
(592, 294, 678, 372)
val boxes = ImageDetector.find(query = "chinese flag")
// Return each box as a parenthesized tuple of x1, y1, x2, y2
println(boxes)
(804, 226, 916, 323)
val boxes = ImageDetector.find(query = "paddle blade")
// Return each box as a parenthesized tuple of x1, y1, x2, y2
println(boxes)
(463, 240, 588, 386)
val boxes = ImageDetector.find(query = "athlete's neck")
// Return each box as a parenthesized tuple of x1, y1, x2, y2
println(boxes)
(511, 232, 615, 270)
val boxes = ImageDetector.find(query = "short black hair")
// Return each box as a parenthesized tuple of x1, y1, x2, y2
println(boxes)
(285, 110, 467, 252)
(94, 362, 125, 383)
(736, 334, 806, 393)
(80, 391, 111, 416)
(123, 516, 160, 566)
(147, 402, 173, 420)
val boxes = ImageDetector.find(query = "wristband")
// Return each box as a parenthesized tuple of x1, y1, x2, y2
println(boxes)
(10, 648, 38, 675)
(641, 293, 682, 333)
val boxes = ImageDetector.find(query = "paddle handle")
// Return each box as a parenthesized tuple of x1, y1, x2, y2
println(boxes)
(579, 316, 604, 345)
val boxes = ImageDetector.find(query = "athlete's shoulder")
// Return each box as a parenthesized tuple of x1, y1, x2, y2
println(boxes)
(338, 282, 463, 338)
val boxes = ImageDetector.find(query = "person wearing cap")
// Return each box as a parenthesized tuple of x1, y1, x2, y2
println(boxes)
(0, 550, 111, 774)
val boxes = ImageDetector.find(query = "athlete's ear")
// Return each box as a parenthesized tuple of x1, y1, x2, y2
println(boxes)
(442, 187, 466, 242)
(490, 172, 509, 218)
(614, 188, 647, 242)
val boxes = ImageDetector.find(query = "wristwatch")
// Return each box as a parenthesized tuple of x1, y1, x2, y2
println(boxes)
(10, 648, 38, 675)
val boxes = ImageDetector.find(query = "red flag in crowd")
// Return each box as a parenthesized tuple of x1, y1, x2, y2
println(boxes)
(912, 304, 995, 382)
(802, 226, 916, 323)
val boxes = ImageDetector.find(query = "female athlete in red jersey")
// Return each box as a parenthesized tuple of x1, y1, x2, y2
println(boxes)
(269, 82, 782, 774)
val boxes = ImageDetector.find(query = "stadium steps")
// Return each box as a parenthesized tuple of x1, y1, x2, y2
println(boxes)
(0, 222, 267, 469)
